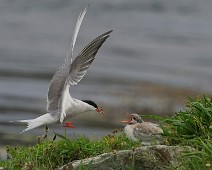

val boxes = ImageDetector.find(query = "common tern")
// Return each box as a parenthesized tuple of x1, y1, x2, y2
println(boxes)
(15, 5, 112, 133)
(122, 113, 163, 145)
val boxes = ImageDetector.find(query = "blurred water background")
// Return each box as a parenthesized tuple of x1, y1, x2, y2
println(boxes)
(0, 0, 212, 158)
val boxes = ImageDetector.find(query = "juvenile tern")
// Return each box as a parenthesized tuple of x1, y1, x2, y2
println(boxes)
(122, 113, 163, 145)
(15, 5, 112, 133)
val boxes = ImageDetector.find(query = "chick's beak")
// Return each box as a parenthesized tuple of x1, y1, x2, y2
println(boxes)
(121, 120, 129, 124)
(121, 114, 132, 124)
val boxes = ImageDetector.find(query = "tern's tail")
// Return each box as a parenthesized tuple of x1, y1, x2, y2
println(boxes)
(14, 113, 58, 133)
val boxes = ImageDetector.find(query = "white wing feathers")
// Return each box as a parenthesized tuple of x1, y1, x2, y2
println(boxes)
(46, 5, 112, 123)
(67, 4, 89, 63)
(66, 30, 113, 86)
(46, 5, 88, 112)
(59, 30, 112, 122)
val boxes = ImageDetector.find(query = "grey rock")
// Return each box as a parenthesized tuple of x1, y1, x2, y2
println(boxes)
(57, 145, 189, 170)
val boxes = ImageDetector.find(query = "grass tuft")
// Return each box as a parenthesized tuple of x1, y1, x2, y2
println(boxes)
(161, 95, 211, 146)
(147, 95, 212, 169)
(0, 132, 140, 169)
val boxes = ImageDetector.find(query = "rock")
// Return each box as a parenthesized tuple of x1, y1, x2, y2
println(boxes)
(57, 145, 189, 170)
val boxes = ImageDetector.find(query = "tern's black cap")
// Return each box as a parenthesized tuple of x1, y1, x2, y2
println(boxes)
(82, 100, 98, 109)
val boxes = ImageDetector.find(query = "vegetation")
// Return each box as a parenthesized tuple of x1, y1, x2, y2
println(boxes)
(0, 132, 140, 170)
(156, 95, 212, 170)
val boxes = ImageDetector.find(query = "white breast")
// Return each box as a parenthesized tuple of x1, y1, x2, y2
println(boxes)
(64, 98, 95, 121)
(124, 125, 138, 141)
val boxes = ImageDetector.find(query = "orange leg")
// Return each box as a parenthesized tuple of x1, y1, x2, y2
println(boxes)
(63, 122, 75, 128)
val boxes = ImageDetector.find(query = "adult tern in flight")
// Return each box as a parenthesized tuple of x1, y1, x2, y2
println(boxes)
(15, 5, 112, 133)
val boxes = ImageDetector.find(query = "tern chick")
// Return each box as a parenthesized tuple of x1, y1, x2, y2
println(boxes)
(122, 113, 163, 145)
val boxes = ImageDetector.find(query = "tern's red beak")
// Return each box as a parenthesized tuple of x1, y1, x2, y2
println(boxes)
(96, 108, 104, 114)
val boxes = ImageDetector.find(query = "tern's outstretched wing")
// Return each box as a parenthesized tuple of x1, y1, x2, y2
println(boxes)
(47, 5, 88, 112)
(66, 30, 112, 86)
(67, 4, 89, 63)
(59, 30, 113, 122)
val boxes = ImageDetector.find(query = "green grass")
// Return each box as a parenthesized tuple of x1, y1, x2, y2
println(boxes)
(180, 139, 212, 170)
(0, 132, 140, 170)
(162, 96, 211, 144)
(147, 95, 212, 170)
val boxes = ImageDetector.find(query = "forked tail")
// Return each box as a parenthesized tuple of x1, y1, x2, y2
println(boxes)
(13, 113, 58, 133)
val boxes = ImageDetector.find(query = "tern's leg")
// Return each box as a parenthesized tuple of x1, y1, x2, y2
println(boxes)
(63, 122, 75, 128)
